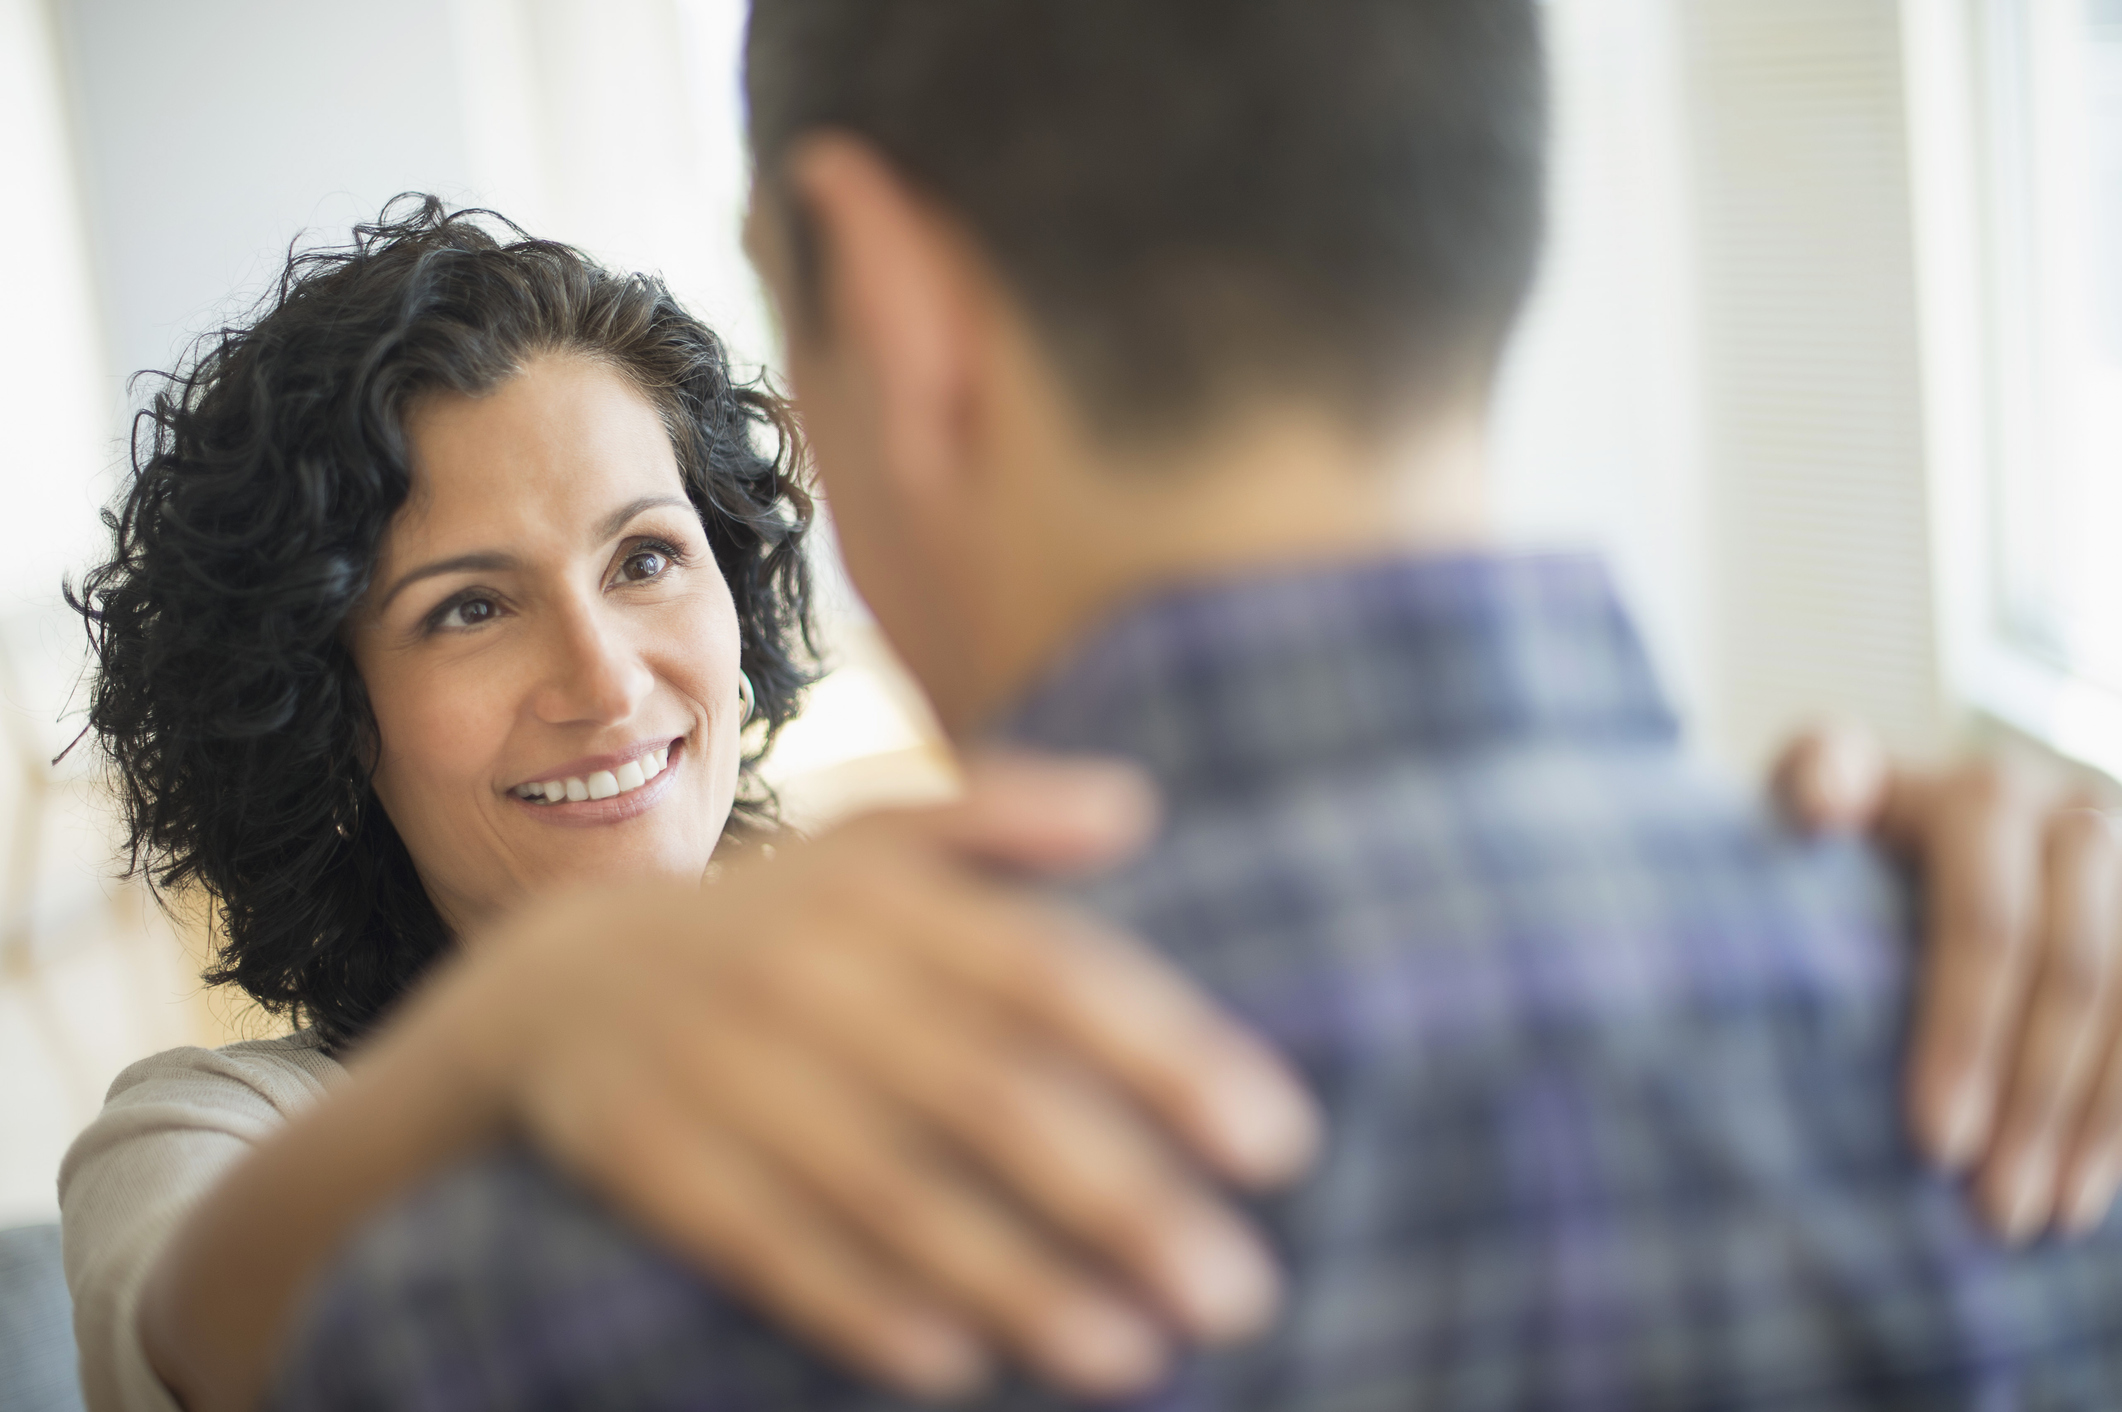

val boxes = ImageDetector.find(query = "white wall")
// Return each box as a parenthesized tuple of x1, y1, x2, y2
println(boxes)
(60, 0, 478, 390)
(0, 0, 110, 618)
(447, 0, 775, 373)
(1, 0, 206, 1228)
(54, 0, 770, 391)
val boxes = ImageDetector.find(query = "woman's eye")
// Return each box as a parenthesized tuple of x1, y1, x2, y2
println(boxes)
(619, 548, 670, 583)
(433, 595, 500, 631)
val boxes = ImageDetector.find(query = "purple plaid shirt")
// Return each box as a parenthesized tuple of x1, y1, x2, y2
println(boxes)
(270, 555, 2122, 1411)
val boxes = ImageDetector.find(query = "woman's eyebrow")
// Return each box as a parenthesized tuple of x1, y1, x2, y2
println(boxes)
(375, 552, 518, 614)
(594, 494, 693, 542)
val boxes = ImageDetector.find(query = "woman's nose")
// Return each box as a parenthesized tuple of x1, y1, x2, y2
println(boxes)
(531, 601, 655, 726)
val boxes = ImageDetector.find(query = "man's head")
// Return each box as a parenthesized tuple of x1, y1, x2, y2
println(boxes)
(743, 0, 1549, 729)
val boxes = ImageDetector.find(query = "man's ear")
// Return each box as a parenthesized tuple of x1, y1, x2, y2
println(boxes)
(781, 133, 983, 503)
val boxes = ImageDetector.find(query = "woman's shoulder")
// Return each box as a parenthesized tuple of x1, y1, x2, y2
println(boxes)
(98, 1029, 345, 1124)
(60, 1031, 347, 1216)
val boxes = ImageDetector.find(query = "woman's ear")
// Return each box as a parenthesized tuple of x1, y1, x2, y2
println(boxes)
(781, 133, 989, 510)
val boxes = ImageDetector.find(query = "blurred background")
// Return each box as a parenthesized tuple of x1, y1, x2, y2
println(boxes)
(0, 0, 2116, 1226)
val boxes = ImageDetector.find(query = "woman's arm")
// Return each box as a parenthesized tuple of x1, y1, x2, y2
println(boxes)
(59, 1041, 339, 1412)
(134, 1014, 503, 1412)
(134, 758, 1320, 1412)
(1777, 724, 2122, 1240)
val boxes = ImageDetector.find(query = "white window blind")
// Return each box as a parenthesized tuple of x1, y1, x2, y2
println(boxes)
(1681, 0, 1947, 769)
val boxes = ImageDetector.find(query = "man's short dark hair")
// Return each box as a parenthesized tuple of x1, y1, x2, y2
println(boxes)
(746, 0, 1548, 433)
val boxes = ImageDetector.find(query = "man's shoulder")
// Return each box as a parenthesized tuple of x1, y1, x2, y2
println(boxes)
(1077, 739, 1908, 1054)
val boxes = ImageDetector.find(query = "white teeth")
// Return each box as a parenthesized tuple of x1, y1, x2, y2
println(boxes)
(517, 747, 675, 805)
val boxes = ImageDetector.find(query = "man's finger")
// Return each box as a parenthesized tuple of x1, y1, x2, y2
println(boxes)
(1896, 765, 2045, 1169)
(1971, 809, 2122, 1241)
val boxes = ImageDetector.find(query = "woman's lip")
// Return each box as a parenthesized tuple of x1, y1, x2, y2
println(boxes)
(508, 739, 684, 828)
(505, 736, 681, 794)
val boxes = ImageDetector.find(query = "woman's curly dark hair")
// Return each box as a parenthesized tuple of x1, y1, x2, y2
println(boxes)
(69, 195, 816, 1051)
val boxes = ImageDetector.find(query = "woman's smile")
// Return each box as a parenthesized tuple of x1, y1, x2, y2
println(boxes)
(505, 735, 689, 827)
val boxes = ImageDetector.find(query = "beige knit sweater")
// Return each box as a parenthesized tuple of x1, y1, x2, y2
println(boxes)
(58, 1034, 344, 1412)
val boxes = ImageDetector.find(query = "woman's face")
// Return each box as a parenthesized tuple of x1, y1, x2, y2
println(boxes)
(347, 353, 743, 933)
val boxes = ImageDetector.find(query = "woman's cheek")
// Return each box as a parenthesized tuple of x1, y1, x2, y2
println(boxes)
(663, 581, 743, 716)
(376, 659, 506, 831)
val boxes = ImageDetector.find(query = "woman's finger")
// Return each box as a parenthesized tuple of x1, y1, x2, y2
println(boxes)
(1889, 764, 2046, 1170)
(668, 1007, 1172, 1398)
(2060, 1000, 2122, 1235)
(858, 867, 1321, 1189)
(713, 788, 1317, 1189)
(535, 1067, 990, 1402)
(860, 752, 1162, 877)
(747, 930, 1279, 1342)
(1770, 718, 1890, 833)
(1971, 808, 2122, 1241)
(2046, 815, 2122, 1237)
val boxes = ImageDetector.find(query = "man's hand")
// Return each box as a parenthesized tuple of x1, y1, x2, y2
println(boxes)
(1775, 723, 2122, 1242)
(452, 755, 1320, 1402)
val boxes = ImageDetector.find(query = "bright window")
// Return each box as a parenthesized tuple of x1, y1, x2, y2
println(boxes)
(1987, 0, 2122, 695)
(1927, 0, 2122, 778)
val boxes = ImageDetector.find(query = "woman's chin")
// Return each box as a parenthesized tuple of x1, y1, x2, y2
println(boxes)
(508, 835, 723, 900)
(499, 797, 734, 894)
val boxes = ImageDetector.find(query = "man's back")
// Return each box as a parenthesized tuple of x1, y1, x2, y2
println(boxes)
(272, 557, 2122, 1410)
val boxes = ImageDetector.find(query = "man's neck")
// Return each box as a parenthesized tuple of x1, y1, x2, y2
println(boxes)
(942, 404, 1493, 737)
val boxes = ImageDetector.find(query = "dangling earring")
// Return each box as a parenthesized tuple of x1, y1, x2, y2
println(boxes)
(332, 779, 363, 842)
(737, 670, 756, 725)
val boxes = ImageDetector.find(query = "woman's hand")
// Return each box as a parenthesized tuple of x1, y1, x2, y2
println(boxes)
(433, 755, 1319, 1402)
(1774, 723, 2122, 1242)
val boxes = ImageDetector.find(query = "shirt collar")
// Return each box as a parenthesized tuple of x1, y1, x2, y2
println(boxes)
(989, 553, 1680, 795)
